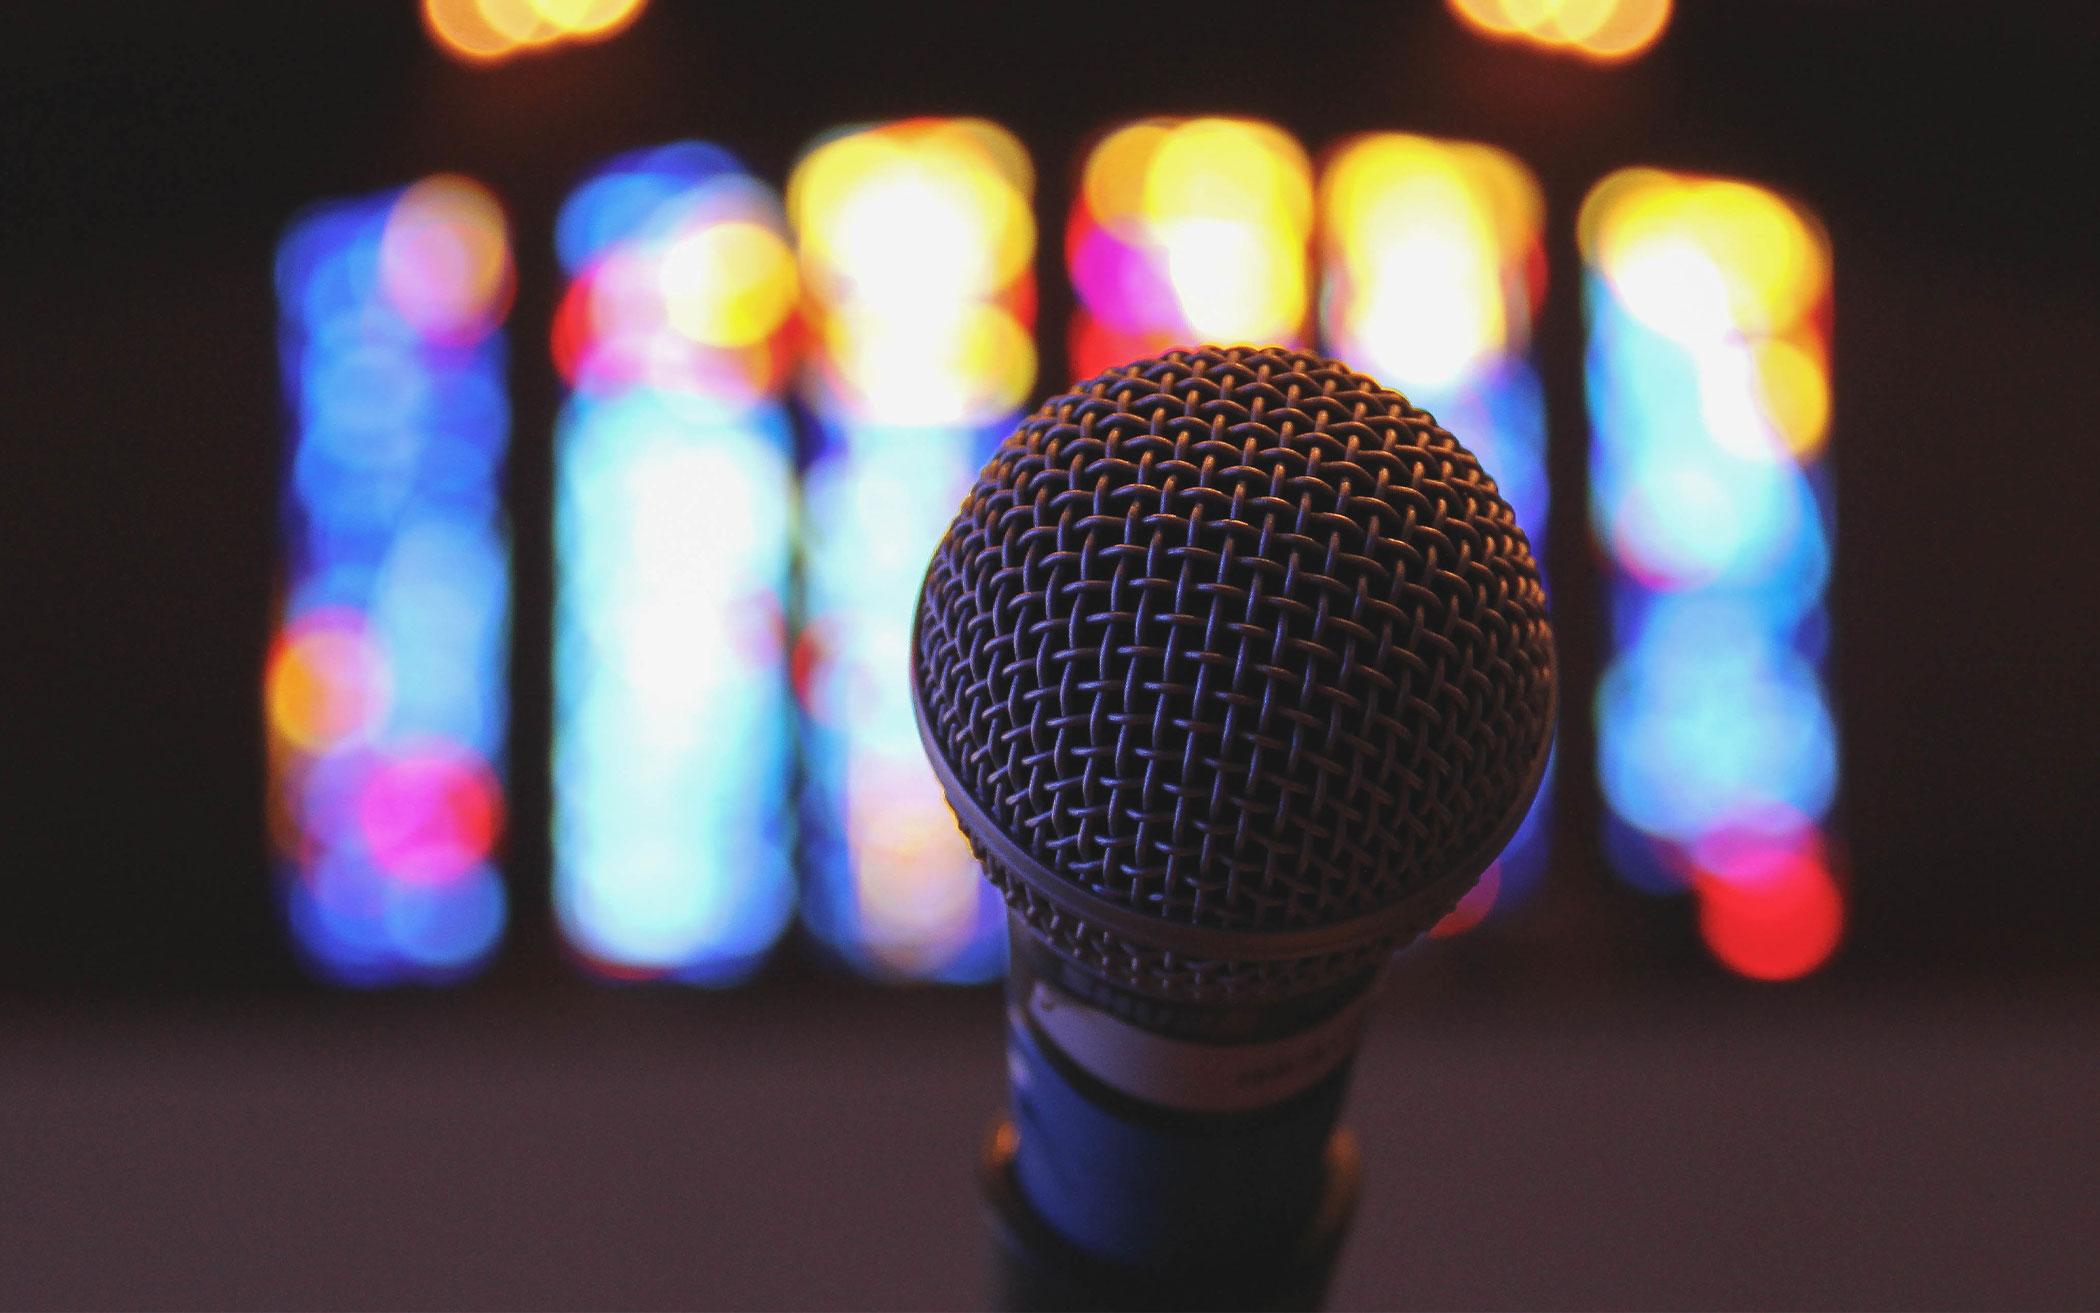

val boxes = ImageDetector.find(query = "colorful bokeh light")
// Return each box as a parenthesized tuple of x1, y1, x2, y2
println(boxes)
(270, 176, 514, 984)
(790, 119, 1032, 981)
(1583, 168, 1840, 979)
(551, 142, 799, 983)
(423, 0, 648, 65)
(1320, 133, 1556, 933)
(1448, 0, 1671, 63)
(1069, 117, 1312, 374)
(1693, 821, 1845, 982)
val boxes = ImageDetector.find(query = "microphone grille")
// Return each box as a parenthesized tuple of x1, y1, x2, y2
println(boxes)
(914, 347, 1555, 1001)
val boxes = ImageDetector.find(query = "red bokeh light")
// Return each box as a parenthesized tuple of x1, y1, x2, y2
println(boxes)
(549, 271, 595, 383)
(1695, 845, 1844, 982)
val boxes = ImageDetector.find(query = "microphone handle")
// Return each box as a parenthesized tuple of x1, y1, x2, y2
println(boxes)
(983, 924, 1372, 1310)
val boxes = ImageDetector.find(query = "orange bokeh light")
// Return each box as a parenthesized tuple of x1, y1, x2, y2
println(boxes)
(267, 611, 389, 752)
(1448, 0, 1670, 63)
(423, 0, 647, 65)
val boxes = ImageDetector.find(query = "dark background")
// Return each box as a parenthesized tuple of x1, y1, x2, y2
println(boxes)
(2, 4, 2096, 1308)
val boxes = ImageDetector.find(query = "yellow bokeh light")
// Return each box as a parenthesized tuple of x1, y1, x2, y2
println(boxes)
(1076, 116, 1313, 346)
(1754, 335, 1832, 458)
(1448, 0, 1669, 62)
(1586, 167, 1832, 466)
(823, 301, 1034, 425)
(1449, 0, 1523, 35)
(791, 126, 1033, 314)
(790, 119, 1035, 424)
(1325, 136, 1500, 278)
(1499, 0, 1558, 33)
(1576, 166, 1672, 260)
(1605, 230, 1735, 341)
(1581, 0, 1671, 59)
(1587, 171, 1828, 341)
(1322, 133, 1540, 389)
(1347, 248, 1505, 389)
(475, 0, 557, 44)
(1544, 0, 1622, 41)
(1454, 142, 1546, 255)
(1081, 120, 1171, 231)
(925, 118, 1035, 200)
(1161, 216, 1307, 345)
(1143, 118, 1313, 245)
(660, 220, 799, 348)
(1688, 179, 1823, 334)
(529, 0, 646, 37)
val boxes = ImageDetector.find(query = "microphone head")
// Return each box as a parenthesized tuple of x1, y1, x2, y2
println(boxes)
(912, 346, 1555, 1004)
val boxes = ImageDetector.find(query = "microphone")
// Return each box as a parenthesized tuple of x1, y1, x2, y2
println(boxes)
(911, 345, 1555, 1309)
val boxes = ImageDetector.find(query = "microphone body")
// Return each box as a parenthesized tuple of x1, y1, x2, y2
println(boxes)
(1005, 927, 1365, 1257)
(912, 347, 1556, 1308)
(985, 928, 1367, 1308)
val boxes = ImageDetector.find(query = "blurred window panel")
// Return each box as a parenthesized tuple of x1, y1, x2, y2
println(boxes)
(549, 143, 801, 982)
(1318, 133, 1555, 937)
(1068, 117, 1313, 375)
(268, 177, 515, 984)
(1582, 168, 1842, 980)
(788, 119, 1036, 981)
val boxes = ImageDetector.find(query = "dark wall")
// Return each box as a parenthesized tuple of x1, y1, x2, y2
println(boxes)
(3, 2, 2093, 989)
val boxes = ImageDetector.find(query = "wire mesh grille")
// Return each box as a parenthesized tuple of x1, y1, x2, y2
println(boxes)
(914, 346, 1554, 1000)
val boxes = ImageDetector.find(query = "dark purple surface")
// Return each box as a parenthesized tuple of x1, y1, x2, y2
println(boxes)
(2, 985, 2093, 1310)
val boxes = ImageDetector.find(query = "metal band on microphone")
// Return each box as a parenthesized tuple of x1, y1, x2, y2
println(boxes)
(1009, 936, 1377, 1114)
(1015, 986, 1371, 1114)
